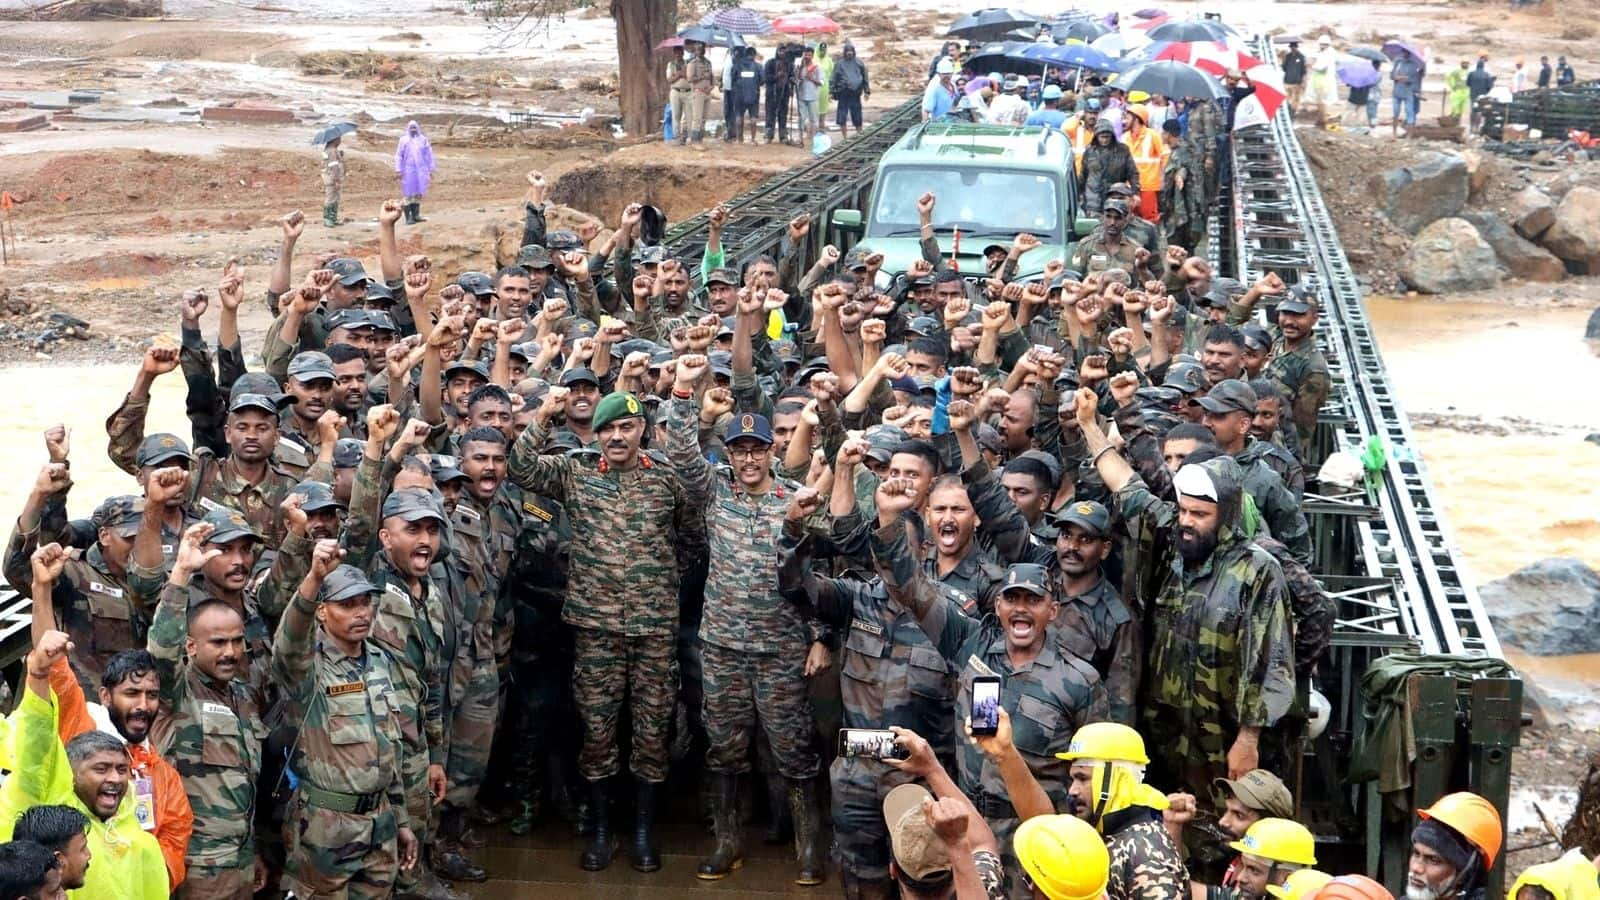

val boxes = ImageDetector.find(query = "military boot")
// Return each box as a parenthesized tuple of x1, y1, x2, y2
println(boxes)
(696, 773, 744, 880)
(507, 748, 545, 836)
(323, 202, 339, 227)
(788, 778, 825, 886)
(629, 779, 662, 873)
(764, 774, 790, 844)
(433, 808, 488, 883)
(396, 866, 466, 900)
(579, 779, 617, 871)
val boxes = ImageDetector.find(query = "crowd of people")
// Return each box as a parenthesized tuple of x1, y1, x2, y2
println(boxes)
(0, 29, 1591, 900)
(667, 38, 871, 150)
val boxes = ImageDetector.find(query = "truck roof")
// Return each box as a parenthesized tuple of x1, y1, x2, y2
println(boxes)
(883, 122, 1073, 168)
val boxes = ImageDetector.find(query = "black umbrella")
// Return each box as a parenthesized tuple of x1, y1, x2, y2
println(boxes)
(964, 40, 1034, 75)
(310, 122, 357, 146)
(947, 8, 1042, 41)
(1116, 60, 1225, 100)
(677, 24, 747, 48)
(1052, 19, 1111, 42)
(1146, 20, 1232, 42)
(1349, 46, 1388, 63)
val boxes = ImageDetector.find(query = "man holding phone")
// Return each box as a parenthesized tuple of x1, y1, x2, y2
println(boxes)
(871, 474, 1109, 900)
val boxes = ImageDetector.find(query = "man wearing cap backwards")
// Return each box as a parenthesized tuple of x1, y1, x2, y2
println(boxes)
(870, 473, 1109, 900)
(141, 521, 270, 899)
(1046, 499, 1140, 726)
(1408, 793, 1503, 900)
(1227, 284, 1330, 452)
(1197, 380, 1312, 566)
(276, 542, 418, 899)
(507, 385, 693, 874)
(1073, 388, 1295, 803)
(1056, 722, 1187, 900)
(664, 353, 830, 885)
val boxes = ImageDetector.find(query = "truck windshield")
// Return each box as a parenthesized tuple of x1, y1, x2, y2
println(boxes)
(868, 167, 1062, 241)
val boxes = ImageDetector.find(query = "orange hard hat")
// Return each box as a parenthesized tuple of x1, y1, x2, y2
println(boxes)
(1313, 874, 1394, 900)
(1417, 793, 1503, 867)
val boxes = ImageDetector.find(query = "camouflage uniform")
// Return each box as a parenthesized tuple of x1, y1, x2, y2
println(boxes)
(1161, 136, 1208, 251)
(190, 453, 299, 551)
(1052, 573, 1140, 726)
(1232, 452, 1312, 567)
(663, 397, 819, 778)
(148, 581, 266, 899)
(1070, 226, 1145, 278)
(1265, 338, 1331, 453)
(1241, 437, 1306, 503)
(868, 520, 1109, 900)
(505, 417, 694, 783)
(1112, 458, 1295, 804)
(270, 579, 409, 899)
(104, 395, 324, 487)
(777, 518, 960, 891)
(1105, 816, 1190, 900)
(126, 566, 275, 704)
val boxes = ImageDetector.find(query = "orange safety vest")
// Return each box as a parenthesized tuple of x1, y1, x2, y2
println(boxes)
(1062, 116, 1094, 174)
(1124, 125, 1168, 193)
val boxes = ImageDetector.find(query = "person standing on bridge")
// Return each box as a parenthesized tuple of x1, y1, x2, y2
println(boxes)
(394, 121, 434, 225)
(1281, 40, 1307, 115)
(830, 42, 870, 140)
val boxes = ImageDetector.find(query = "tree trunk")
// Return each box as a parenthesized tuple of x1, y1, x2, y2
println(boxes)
(612, 0, 677, 135)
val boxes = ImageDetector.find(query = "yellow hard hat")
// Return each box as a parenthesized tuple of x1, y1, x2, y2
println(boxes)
(1015, 815, 1111, 900)
(1508, 849, 1600, 900)
(1127, 90, 1151, 103)
(1267, 869, 1333, 900)
(1055, 722, 1149, 764)
(1229, 818, 1318, 868)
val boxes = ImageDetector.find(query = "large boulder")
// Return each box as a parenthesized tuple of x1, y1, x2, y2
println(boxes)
(1398, 217, 1501, 293)
(1457, 148, 1498, 200)
(1481, 557, 1600, 656)
(1541, 185, 1600, 274)
(1508, 185, 1557, 241)
(1462, 212, 1567, 282)
(1371, 152, 1470, 234)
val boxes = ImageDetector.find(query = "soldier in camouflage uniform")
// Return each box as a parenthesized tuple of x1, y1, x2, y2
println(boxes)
(276, 351, 347, 478)
(1073, 390, 1295, 806)
(188, 393, 300, 551)
(869, 475, 1108, 900)
(274, 549, 417, 899)
(1070, 201, 1148, 278)
(506, 389, 694, 873)
(1262, 290, 1331, 454)
(147, 522, 267, 899)
(1046, 501, 1141, 726)
(661, 356, 825, 886)
(777, 492, 961, 900)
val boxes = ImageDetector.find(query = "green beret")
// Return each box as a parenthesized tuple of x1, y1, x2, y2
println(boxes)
(591, 391, 646, 431)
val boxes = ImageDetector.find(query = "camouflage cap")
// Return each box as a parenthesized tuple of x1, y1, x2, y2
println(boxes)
(884, 783, 951, 881)
(705, 267, 740, 286)
(1101, 198, 1130, 217)
(1276, 284, 1314, 314)
(1197, 379, 1258, 415)
(716, 316, 736, 338)
(202, 506, 261, 545)
(365, 310, 398, 333)
(381, 487, 447, 524)
(1051, 499, 1111, 538)
(564, 319, 598, 342)
(1106, 181, 1137, 198)
(136, 433, 194, 468)
(772, 339, 801, 363)
(1001, 563, 1050, 597)
(508, 341, 537, 362)
(443, 359, 490, 382)
(1240, 323, 1272, 352)
(363, 281, 397, 306)
(291, 480, 344, 513)
(517, 244, 554, 270)
(333, 438, 364, 469)
(591, 391, 646, 431)
(908, 315, 941, 336)
(976, 422, 1004, 454)
(723, 412, 773, 446)
(92, 495, 145, 538)
(545, 230, 584, 252)
(611, 337, 658, 360)
(319, 563, 378, 605)
(287, 351, 337, 383)
(544, 429, 584, 453)
(228, 392, 288, 416)
(427, 454, 469, 484)
(230, 372, 285, 404)
(708, 350, 734, 376)
(648, 348, 675, 369)
(1163, 362, 1208, 395)
(457, 271, 496, 297)
(559, 367, 599, 387)
(327, 257, 370, 287)
(843, 247, 871, 271)
(324, 307, 372, 332)
(1016, 448, 1062, 486)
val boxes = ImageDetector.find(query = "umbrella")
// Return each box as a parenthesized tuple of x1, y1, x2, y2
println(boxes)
(1051, 19, 1110, 42)
(964, 40, 1032, 74)
(1132, 7, 1166, 18)
(677, 24, 747, 49)
(1154, 40, 1263, 75)
(1091, 31, 1145, 58)
(655, 35, 685, 50)
(699, 6, 771, 35)
(771, 13, 840, 34)
(1146, 20, 1232, 43)
(1381, 40, 1425, 63)
(1231, 66, 1286, 130)
(947, 7, 1041, 41)
(1337, 59, 1381, 87)
(310, 122, 356, 146)
(1348, 46, 1388, 63)
(1115, 60, 1225, 100)
(1016, 41, 1118, 72)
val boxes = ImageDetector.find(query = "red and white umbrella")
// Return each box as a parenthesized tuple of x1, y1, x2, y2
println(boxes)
(772, 13, 841, 34)
(1153, 39, 1261, 74)
(1231, 65, 1286, 131)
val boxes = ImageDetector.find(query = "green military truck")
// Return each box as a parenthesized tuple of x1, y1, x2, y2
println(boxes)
(830, 121, 1092, 281)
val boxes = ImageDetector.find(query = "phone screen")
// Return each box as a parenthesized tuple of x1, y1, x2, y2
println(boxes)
(971, 677, 1001, 736)
(838, 729, 909, 760)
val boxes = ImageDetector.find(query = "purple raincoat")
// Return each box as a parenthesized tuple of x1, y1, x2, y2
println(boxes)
(395, 120, 435, 197)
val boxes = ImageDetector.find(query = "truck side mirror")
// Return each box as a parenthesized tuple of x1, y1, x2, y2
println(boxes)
(832, 209, 863, 235)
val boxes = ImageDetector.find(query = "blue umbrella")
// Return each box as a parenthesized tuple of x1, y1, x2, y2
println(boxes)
(1016, 42, 1118, 72)
(677, 24, 747, 49)
(699, 6, 771, 35)
(310, 122, 356, 146)
(1338, 60, 1381, 88)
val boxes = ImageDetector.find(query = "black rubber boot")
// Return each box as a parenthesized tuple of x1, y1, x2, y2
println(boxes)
(629, 779, 661, 873)
(788, 778, 825, 886)
(323, 202, 339, 227)
(433, 808, 488, 883)
(579, 780, 616, 871)
(507, 747, 544, 836)
(764, 774, 790, 845)
(696, 773, 744, 880)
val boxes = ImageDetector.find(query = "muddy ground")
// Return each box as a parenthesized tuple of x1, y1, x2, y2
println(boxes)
(1, 0, 1598, 872)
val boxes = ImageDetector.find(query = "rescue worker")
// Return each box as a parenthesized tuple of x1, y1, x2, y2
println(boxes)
(1409, 793, 1504, 900)
(1014, 814, 1113, 900)
(1056, 722, 1188, 900)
